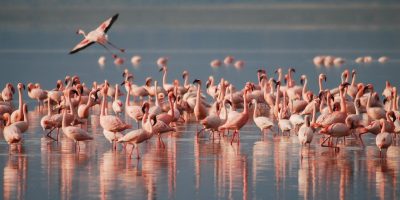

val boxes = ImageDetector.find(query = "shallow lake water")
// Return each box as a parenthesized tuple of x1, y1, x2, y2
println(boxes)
(1, 2, 400, 200)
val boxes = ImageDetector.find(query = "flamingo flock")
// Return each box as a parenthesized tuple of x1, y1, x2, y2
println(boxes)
(1, 64, 399, 159)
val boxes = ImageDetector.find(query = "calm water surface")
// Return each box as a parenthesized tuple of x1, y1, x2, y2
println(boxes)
(1, 3, 400, 200)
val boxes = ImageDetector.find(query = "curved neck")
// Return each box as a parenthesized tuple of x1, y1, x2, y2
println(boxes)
(327, 95, 333, 113)
(68, 94, 77, 116)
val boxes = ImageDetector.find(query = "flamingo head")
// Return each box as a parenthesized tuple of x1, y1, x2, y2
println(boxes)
(257, 69, 266, 75)
(17, 83, 25, 90)
(193, 79, 201, 85)
(319, 73, 327, 82)
(182, 71, 189, 79)
(300, 75, 306, 85)
(76, 29, 85, 36)
(259, 74, 267, 83)
(145, 77, 152, 87)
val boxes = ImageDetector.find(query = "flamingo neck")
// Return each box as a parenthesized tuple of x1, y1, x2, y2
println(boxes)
(169, 97, 175, 119)
(154, 82, 159, 106)
(243, 91, 248, 114)
(23, 105, 28, 123)
(302, 78, 308, 98)
(367, 92, 372, 109)
(196, 83, 201, 107)
(318, 78, 323, 92)
(47, 97, 51, 116)
(351, 74, 356, 86)
(163, 70, 168, 88)
(68, 94, 77, 116)
(125, 86, 131, 107)
(184, 76, 189, 88)
(327, 94, 333, 113)
(312, 103, 317, 124)
(253, 101, 258, 119)
(62, 110, 67, 128)
(340, 89, 347, 113)
(115, 85, 119, 101)
(101, 93, 106, 116)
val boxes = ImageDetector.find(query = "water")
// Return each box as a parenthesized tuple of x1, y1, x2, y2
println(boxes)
(1, 2, 400, 200)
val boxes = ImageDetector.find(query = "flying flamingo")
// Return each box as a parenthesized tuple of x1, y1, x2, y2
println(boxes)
(69, 13, 124, 58)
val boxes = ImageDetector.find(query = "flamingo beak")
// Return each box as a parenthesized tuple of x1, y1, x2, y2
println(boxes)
(193, 79, 201, 85)
(120, 81, 126, 86)
(22, 84, 26, 90)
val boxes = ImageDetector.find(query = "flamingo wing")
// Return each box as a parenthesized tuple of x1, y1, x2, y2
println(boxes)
(96, 13, 119, 33)
(69, 39, 95, 54)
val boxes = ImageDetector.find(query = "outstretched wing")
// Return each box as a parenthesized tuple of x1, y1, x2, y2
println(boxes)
(96, 13, 119, 33)
(69, 39, 95, 54)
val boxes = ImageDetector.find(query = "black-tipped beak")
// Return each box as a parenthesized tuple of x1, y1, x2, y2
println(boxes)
(122, 72, 126, 77)
(206, 80, 211, 88)
(120, 81, 126, 86)
(193, 79, 201, 85)
(290, 68, 296, 73)
(300, 78, 304, 85)
(151, 115, 157, 126)
(341, 82, 351, 88)
(22, 84, 26, 90)
(141, 104, 147, 114)
(72, 89, 79, 95)
(159, 67, 164, 72)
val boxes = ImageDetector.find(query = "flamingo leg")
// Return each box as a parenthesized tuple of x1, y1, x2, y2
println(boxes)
(358, 132, 366, 147)
(230, 130, 237, 145)
(197, 128, 205, 137)
(107, 41, 125, 52)
(76, 141, 80, 152)
(136, 146, 141, 159)
(46, 127, 57, 141)
(129, 145, 134, 158)
(99, 43, 117, 58)
(320, 136, 332, 148)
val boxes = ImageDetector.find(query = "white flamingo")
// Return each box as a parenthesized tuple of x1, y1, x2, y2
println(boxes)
(69, 13, 124, 58)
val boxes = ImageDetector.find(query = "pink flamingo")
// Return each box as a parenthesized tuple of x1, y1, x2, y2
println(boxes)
(376, 119, 393, 157)
(10, 83, 25, 123)
(69, 13, 124, 58)
(1, 83, 14, 102)
(218, 86, 251, 144)
(2, 113, 22, 153)
(61, 109, 93, 152)
(100, 83, 131, 149)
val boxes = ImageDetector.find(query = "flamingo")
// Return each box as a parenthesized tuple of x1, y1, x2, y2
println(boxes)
(12, 103, 29, 133)
(252, 99, 274, 134)
(99, 83, 131, 149)
(159, 66, 174, 92)
(1, 83, 14, 102)
(376, 119, 393, 157)
(41, 95, 62, 140)
(192, 79, 208, 121)
(61, 109, 93, 151)
(298, 115, 314, 146)
(123, 81, 144, 128)
(2, 113, 23, 153)
(69, 13, 124, 58)
(198, 101, 226, 138)
(112, 84, 123, 115)
(117, 104, 156, 159)
(218, 86, 251, 144)
(10, 83, 25, 123)
(27, 83, 47, 110)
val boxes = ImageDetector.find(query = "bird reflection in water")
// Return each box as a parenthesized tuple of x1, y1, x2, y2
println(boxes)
(3, 156, 27, 200)
(194, 135, 248, 200)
